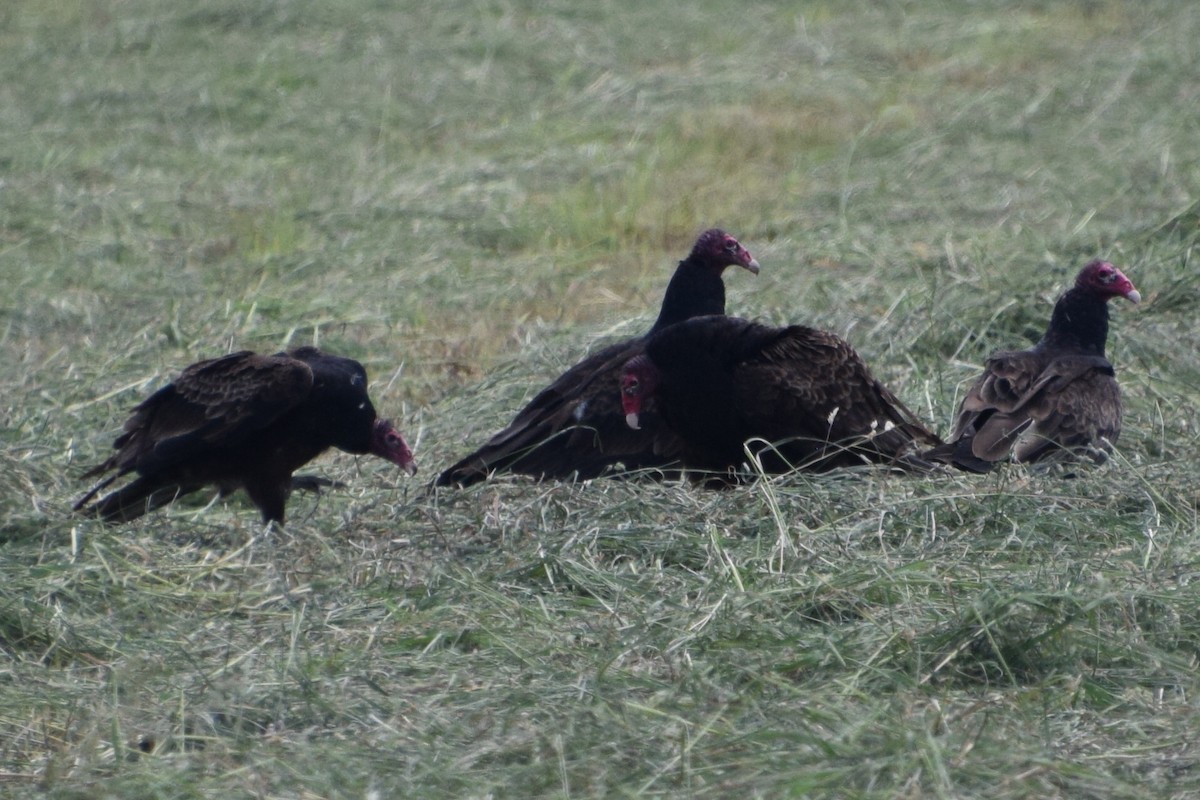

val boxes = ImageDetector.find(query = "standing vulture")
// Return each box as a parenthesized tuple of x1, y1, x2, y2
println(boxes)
(619, 315, 942, 476)
(925, 260, 1140, 472)
(435, 229, 760, 486)
(74, 346, 417, 524)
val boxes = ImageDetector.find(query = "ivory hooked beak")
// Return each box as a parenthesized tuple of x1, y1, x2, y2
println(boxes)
(625, 412, 641, 431)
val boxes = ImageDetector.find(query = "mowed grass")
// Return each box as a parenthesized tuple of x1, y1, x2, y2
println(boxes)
(2, 0, 1199, 797)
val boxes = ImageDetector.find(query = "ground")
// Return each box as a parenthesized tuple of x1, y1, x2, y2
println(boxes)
(1, 1, 1198, 797)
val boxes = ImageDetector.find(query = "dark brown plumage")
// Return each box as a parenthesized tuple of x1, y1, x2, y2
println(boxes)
(74, 347, 417, 524)
(435, 229, 760, 486)
(925, 260, 1140, 472)
(620, 315, 942, 476)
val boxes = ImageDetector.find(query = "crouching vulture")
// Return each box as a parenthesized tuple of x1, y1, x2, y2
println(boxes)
(619, 315, 942, 476)
(74, 346, 417, 524)
(925, 260, 1140, 472)
(435, 229, 760, 487)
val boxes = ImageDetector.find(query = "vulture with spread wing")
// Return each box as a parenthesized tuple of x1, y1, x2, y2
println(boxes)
(435, 229, 760, 486)
(75, 346, 417, 524)
(925, 260, 1140, 472)
(620, 315, 942, 476)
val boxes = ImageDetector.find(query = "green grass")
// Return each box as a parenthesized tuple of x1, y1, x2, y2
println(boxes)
(2, 0, 1200, 797)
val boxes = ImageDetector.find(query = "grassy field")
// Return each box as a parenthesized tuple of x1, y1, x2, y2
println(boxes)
(2, 0, 1199, 797)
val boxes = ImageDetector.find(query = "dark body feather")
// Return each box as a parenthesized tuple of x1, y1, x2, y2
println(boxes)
(622, 316, 942, 476)
(75, 347, 416, 524)
(926, 261, 1140, 472)
(435, 229, 759, 487)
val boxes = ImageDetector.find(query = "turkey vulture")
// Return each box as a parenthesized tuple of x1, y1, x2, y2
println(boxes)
(619, 315, 942, 476)
(925, 260, 1140, 472)
(435, 229, 760, 486)
(74, 346, 417, 524)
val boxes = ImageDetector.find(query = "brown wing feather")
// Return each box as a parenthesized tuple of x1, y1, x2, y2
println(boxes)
(951, 351, 1043, 431)
(172, 352, 314, 443)
(82, 352, 314, 481)
(935, 350, 1119, 467)
(477, 341, 632, 451)
(1008, 357, 1122, 464)
(637, 317, 940, 473)
(738, 327, 941, 457)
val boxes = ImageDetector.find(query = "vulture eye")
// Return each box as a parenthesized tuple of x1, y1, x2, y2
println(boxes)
(623, 378, 640, 395)
(724, 239, 739, 253)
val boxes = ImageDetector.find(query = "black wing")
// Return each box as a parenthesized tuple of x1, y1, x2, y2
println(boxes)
(734, 324, 941, 469)
(436, 339, 683, 486)
(644, 317, 940, 472)
(80, 351, 314, 482)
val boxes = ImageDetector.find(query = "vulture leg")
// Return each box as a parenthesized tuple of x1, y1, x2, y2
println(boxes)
(243, 478, 291, 525)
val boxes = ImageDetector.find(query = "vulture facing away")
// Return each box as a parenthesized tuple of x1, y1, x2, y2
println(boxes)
(926, 260, 1140, 472)
(435, 229, 760, 487)
(74, 347, 417, 524)
(620, 315, 942, 476)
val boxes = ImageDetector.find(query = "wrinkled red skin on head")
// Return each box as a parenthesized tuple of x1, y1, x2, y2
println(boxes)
(691, 228, 760, 274)
(1076, 260, 1140, 303)
(371, 418, 417, 474)
(620, 372, 644, 418)
(620, 356, 658, 427)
